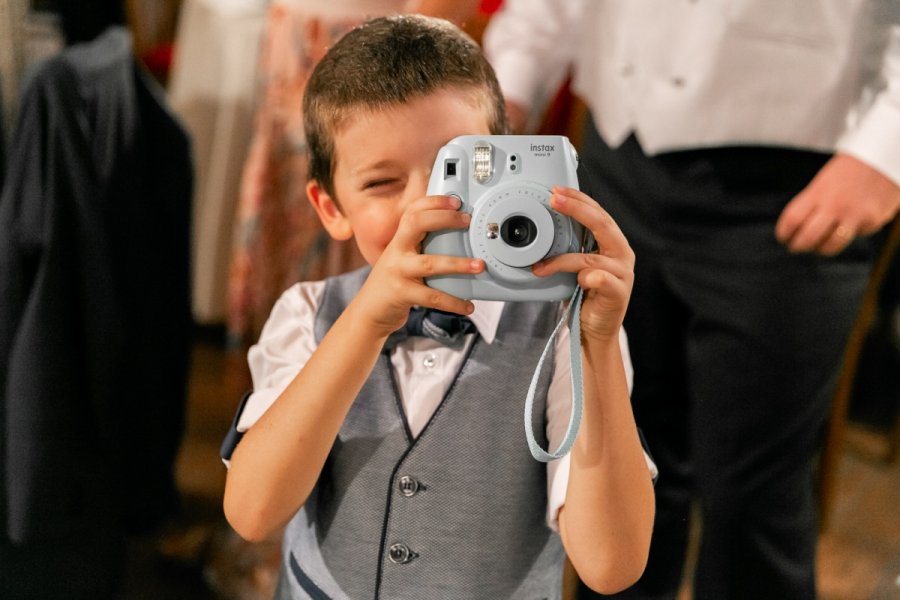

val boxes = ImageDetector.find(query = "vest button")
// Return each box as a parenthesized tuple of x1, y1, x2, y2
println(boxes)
(388, 542, 415, 564)
(398, 475, 420, 497)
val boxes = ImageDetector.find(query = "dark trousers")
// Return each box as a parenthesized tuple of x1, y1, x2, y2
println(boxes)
(576, 120, 873, 600)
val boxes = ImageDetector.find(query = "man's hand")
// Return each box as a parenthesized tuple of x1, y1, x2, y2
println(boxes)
(775, 153, 900, 255)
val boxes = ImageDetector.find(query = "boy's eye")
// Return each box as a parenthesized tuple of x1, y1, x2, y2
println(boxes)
(363, 178, 399, 191)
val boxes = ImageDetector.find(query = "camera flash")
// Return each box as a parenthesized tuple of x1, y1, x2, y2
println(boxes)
(474, 141, 493, 183)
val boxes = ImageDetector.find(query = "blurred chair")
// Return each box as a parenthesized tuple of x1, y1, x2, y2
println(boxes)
(818, 216, 900, 529)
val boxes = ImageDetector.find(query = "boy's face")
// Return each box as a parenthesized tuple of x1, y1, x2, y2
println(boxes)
(308, 88, 492, 265)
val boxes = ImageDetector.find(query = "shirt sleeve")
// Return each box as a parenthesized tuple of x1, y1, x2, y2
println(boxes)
(482, 0, 585, 121)
(220, 281, 325, 464)
(836, 23, 900, 186)
(545, 324, 657, 531)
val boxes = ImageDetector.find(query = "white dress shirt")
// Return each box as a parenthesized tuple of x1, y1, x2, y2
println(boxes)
(484, 0, 900, 186)
(236, 280, 653, 530)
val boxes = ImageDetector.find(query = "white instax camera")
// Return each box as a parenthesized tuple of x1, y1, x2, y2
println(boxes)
(423, 135, 586, 301)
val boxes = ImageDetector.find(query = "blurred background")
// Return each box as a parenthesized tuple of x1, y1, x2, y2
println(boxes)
(0, 1, 897, 598)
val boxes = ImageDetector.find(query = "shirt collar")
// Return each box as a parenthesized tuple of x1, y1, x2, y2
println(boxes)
(468, 300, 505, 344)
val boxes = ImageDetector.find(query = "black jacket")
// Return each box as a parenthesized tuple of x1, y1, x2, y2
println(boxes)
(0, 26, 193, 542)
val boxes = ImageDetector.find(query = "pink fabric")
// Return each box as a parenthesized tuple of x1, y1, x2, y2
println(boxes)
(227, 4, 367, 344)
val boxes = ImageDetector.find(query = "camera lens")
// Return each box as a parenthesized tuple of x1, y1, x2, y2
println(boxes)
(501, 215, 538, 248)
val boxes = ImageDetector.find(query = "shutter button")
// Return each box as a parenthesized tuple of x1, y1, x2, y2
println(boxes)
(398, 475, 420, 497)
(388, 543, 416, 564)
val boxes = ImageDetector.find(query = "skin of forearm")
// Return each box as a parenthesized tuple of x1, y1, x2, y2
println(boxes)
(223, 302, 388, 542)
(560, 335, 656, 594)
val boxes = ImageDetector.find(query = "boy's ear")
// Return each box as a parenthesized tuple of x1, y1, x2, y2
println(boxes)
(307, 180, 352, 241)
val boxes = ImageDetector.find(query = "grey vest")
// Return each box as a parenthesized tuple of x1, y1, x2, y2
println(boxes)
(277, 268, 566, 600)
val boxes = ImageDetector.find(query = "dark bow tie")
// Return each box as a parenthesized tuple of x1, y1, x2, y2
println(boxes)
(385, 307, 478, 349)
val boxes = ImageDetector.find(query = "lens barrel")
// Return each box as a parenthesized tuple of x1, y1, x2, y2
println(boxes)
(501, 215, 538, 248)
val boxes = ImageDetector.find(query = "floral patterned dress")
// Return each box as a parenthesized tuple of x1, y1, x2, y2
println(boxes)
(227, 1, 409, 344)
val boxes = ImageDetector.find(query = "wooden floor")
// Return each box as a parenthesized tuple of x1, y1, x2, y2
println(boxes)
(123, 335, 900, 600)
(816, 426, 900, 600)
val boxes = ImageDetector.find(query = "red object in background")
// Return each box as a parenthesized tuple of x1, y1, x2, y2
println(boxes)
(481, 0, 503, 15)
(141, 42, 174, 84)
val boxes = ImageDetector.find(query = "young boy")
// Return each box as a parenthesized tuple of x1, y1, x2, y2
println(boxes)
(222, 15, 655, 599)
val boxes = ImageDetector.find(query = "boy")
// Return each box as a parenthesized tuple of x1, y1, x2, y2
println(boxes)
(222, 15, 655, 599)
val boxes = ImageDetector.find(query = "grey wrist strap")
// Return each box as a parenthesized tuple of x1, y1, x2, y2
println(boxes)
(524, 285, 584, 462)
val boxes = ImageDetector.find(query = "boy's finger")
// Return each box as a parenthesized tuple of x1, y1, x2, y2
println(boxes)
(407, 287, 476, 316)
(402, 254, 485, 279)
(550, 187, 630, 256)
(393, 196, 469, 246)
(534, 252, 632, 280)
(402, 194, 465, 225)
(407, 208, 471, 237)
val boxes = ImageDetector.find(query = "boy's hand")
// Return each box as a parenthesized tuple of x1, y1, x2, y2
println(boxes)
(533, 187, 634, 341)
(355, 194, 485, 336)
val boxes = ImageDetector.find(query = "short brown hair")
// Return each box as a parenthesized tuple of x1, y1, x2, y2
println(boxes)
(303, 15, 508, 197)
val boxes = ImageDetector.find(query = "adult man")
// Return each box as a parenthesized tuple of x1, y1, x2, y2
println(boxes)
(485, 1, 900, 598)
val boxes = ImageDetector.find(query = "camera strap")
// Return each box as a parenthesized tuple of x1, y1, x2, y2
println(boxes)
(524, 284, 585, 462)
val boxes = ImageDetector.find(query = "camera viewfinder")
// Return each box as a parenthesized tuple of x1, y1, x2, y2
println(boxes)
(445, 160, 458, 179)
